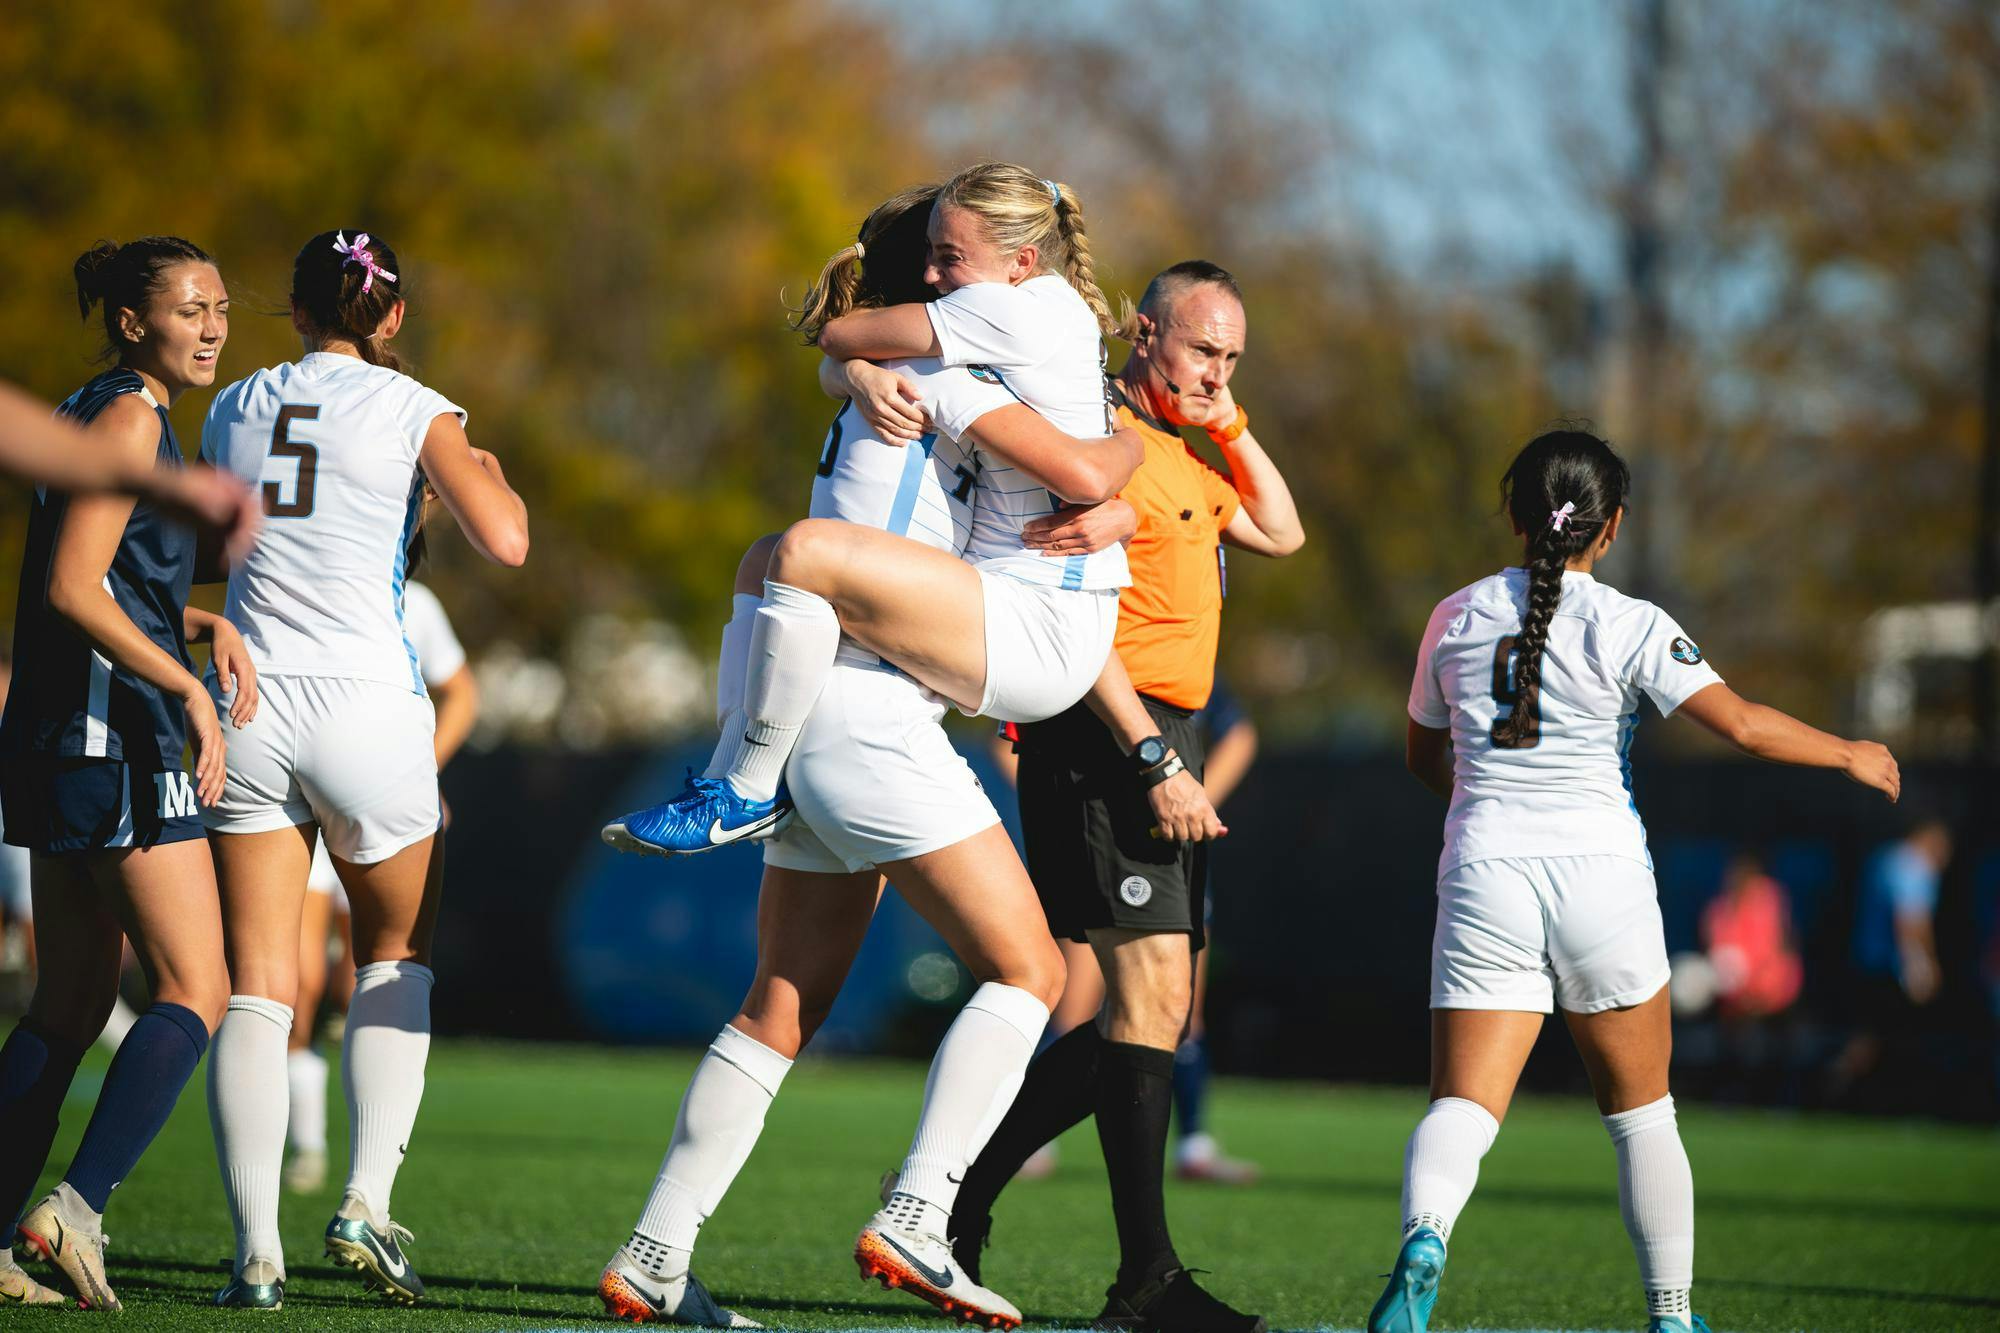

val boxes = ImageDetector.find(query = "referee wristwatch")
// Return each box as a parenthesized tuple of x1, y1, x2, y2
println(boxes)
(1131, 735, 1186, 789)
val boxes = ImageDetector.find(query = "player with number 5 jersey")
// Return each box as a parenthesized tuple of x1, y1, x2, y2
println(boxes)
(1370, 428, 1900, 1333)
(198, 229, 527, 1309)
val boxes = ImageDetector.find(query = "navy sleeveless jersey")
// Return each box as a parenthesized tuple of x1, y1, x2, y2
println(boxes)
(0, 369, 196, 768)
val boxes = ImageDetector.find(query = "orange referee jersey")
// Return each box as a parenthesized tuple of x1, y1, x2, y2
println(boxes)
(1110, 383, 1241, 710)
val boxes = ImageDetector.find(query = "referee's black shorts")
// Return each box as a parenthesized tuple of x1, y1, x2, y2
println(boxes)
(1014, 694, 1207, 951)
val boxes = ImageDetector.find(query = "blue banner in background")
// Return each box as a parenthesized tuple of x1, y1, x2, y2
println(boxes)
(558, 738, 1024, 1048)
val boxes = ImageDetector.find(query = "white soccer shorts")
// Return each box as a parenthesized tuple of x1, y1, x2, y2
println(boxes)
(974, 573, 1118, 723)
(204, 673, 439, 865)
(1431, 854, 1672, 1014)
(764, 650, 1000, 874)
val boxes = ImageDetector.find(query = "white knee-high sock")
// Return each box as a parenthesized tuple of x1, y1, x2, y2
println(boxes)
(723, 581, 840, 801)
(286, 1048, 329, 1155)
(1401, 1096, 1500, 1244)
(888, 983, 1049, 1236)
(703, 593, 764, 781)
(1603, 1094, 1694, 1317)
(209, 995, 294, 1274)
(342, 962, 433, 1225)
(628, 1025, 793, 1282)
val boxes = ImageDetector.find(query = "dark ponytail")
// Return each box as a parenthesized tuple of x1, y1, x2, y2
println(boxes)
(292, 229, 407, 374)
(73, 236, 214, 363)
(1493, 427, 1631, 748)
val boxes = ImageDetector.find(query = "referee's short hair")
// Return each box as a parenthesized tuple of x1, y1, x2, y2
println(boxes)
(1138, 260, 1243, 319)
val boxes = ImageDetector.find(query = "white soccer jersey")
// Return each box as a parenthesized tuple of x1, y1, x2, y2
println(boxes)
(925, 276, 1129, 592)
(400, 580, 467, 683)
(807, 358, 1013, 555)
(1408, 568, 1723, 874)
(202, 353, 464, 694)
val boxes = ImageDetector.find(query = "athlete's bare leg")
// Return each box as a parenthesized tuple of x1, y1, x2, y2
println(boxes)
(881, 823, 1065, 1007)
(293, 889, 332, 1051)
(766, 519, 991, 711)
(1563, 987, 1673, 1115)
(731, 864, 884, 1058)
(1428, 1009, 1543, 1123)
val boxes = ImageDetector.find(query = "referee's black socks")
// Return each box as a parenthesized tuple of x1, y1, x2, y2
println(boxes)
(953, 1022, 1102, 1257)
(1095, 1039, 1181, 1289)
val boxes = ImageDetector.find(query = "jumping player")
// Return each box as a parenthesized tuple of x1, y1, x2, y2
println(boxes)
(597, 181, 1135, 1330)
(200, 229, 527, 1308)
(606, 161, 1137, 856)
(1368, 428, 1900, 1333)
(0, 237, 245, 1311)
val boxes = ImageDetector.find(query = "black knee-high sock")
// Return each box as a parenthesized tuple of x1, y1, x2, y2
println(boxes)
(0, 1019, 89, 1245)
(951, 1022, 1103, 1235)
(1095, 1040, 1179, 1289)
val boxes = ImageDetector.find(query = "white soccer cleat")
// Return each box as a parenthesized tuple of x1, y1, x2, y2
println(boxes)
(17, 1184, 118, 1312)
(598, 1246, 761, 1327)
(855, 1207, 1022, 1330)
(0, 1246, 64, 1307)
(284, 1148, 328, 1194)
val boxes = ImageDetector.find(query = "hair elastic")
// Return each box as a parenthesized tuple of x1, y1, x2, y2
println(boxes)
(1042, 178, 1061, 204)
(333, 231, 397, 294)
(853, 241, 866, 260)
(1549, 501, 1577, 532)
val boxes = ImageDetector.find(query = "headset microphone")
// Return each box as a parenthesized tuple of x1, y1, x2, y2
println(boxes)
(1163, 378, 1182, 396)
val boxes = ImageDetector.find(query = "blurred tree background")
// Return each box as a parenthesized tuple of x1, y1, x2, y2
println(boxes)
(2, 0, 1994, 753)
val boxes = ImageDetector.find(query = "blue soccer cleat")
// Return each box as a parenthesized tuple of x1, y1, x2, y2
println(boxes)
(1367, 1228, 1446, 1333)
(602, 771, 794, 857)
(1648, 1316, 1712, 1333)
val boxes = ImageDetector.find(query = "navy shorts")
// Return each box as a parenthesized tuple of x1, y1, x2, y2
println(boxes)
(0, 757, 207, 855)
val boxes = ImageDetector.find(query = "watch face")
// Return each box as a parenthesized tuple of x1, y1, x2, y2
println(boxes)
(1136, 737, 1167, 766)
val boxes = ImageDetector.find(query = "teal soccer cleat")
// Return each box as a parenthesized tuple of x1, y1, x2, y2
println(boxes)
(325, 1196, 425, 1304)
(213, 1258, 285, 1309)
(1366, 1228, 1446, 1333)
(1648, 1316, 1712, 1333)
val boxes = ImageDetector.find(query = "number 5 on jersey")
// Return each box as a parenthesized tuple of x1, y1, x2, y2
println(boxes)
(1490, 633, 1542, 749)
(265, 404, 320, 518)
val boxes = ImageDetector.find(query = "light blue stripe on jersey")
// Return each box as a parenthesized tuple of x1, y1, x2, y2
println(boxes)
(1061, 554, 1085, 589)
(884, 432, 936, 536)
(390, 477, 425, 694)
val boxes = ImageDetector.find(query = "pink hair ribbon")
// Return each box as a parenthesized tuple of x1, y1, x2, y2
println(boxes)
(1549, 501, 1577, 531)
(333, 231, 398, 294)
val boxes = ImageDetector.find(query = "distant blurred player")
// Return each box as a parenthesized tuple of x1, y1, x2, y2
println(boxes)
(0, 654, 34, 974)
(284, 578, 477, 1194)
(1827, 815, 1950, 1100)
(1371, 428, 1900, 1333)
(201, 229, 527, 1308)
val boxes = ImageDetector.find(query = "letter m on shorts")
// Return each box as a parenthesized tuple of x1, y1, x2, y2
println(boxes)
(154, 770, 198, 819)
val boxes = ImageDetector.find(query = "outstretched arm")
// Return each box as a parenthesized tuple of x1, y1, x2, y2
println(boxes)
(818, 305, 940, 362)
(961, 405, 1142, 505)
(1676, 683, 1899, 801)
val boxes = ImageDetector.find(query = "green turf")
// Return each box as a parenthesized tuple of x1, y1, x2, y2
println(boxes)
(13, 1040, 1998, 1330)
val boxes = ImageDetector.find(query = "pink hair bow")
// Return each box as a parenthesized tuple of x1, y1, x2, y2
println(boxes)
(333, 231, 397, 294)
(1549, 501, 1577, 531)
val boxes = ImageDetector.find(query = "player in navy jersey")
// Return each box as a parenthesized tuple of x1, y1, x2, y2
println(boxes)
(1368, 428, 1900, 1333)
(0, 236, 253, 1312)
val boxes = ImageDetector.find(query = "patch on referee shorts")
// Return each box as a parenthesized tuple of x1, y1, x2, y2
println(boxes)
(1119, 875, 1153, 906)
(1670, 635, 1704, 665)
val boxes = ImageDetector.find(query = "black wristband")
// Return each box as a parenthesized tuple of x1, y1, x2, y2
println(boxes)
(1137, 751, 1186, 790)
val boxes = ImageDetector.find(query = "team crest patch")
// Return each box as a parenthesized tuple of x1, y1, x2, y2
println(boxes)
(968, 364, 1004, 385)
(1670, 636, 1704, 665)
(1119, 875, 1153, 907)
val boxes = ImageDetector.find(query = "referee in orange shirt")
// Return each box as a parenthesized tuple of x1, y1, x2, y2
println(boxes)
(949, 261, 1303, 1332)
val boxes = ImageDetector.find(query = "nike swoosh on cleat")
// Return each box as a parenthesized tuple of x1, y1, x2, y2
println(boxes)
(946, 1172, 962, 1185)
(707, 812, 778, 844)
(378, 1245, 408, 1280)
(877, 1233, 954, 1290)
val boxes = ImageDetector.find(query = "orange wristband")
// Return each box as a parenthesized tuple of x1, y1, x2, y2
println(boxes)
(1206, 405, 1249, 444)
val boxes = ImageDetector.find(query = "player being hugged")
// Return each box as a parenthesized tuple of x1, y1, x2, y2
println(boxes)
(607, 160, 1138, 855)
(199, 229, 528, 1308)
(0, 237, 245, 1312)
(1369, 428, 1899, 1333)
(596, 181, 1139, 1331)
